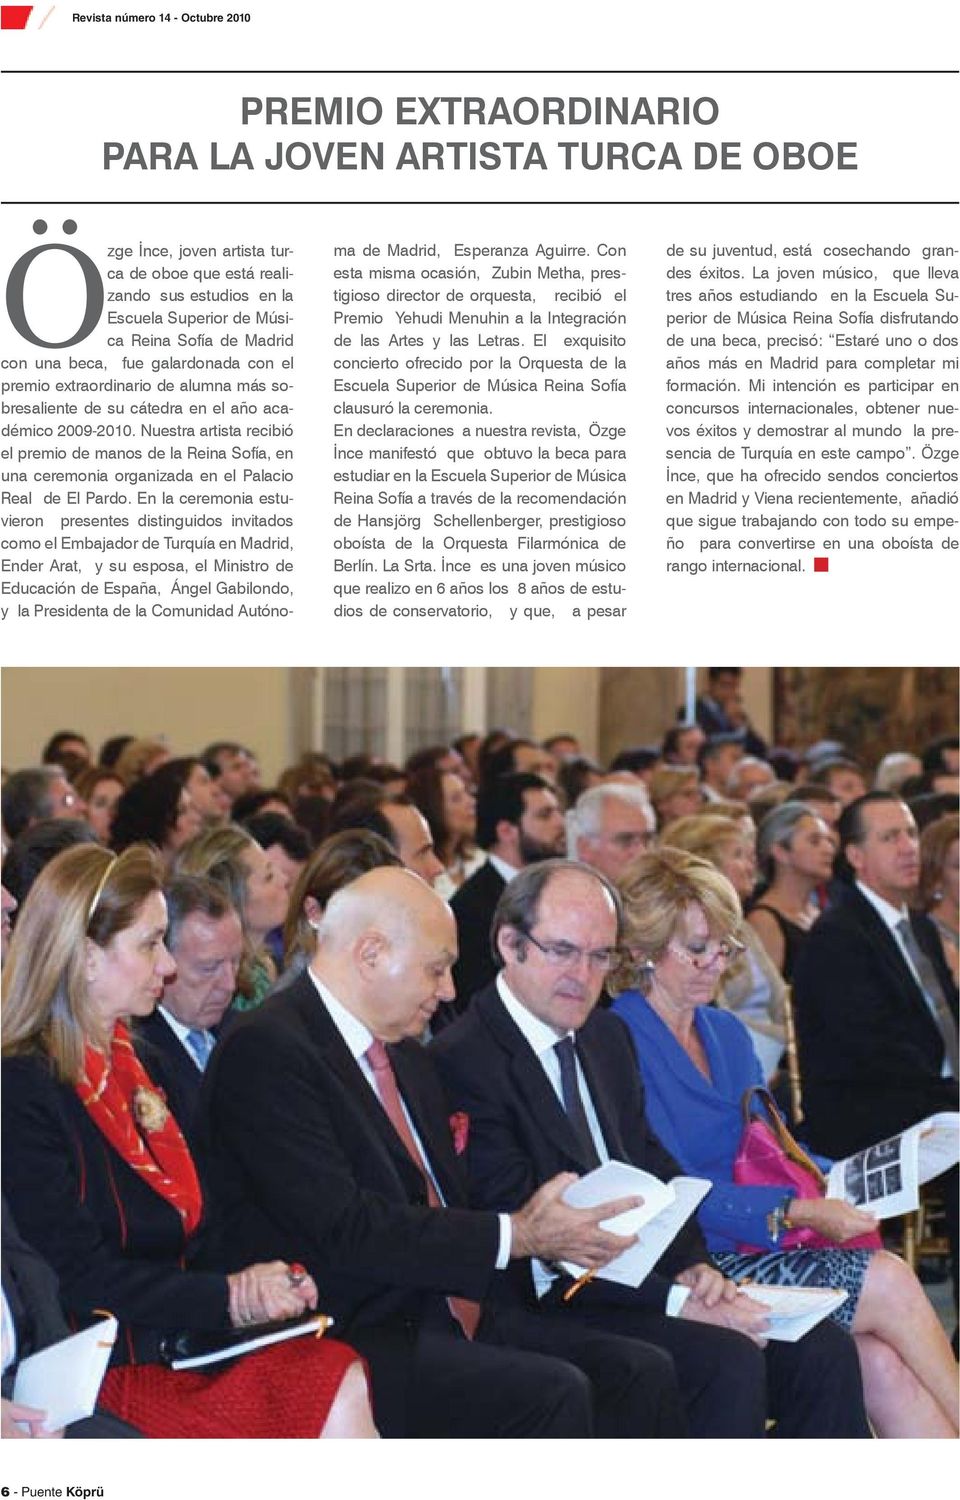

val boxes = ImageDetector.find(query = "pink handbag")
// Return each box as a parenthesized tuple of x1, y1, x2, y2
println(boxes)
(733, 1086, 882, 1252)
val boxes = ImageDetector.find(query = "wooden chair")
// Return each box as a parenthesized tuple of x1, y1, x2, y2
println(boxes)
(782, 985, 948, 1274)
(781, 985, 804, 1128)
(900, 1183, 950, 1272)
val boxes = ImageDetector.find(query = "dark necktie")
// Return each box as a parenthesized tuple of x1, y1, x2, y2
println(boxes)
(365, 1039, 481, 1338)
(896, 918, 960, 1077)
(554, 1036, 602, 1169)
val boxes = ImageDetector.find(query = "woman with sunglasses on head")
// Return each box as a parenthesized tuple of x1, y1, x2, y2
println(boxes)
(1, 844, 376, 1438)
(609, 847, 958, 1438)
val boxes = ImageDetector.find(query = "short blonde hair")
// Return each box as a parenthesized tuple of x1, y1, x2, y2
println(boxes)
(697, 799, 749, 822)
(660, 814, 744, 866)
(174, 824, 256, 912)
(2, 843, 164, 1081)
(113, 737, 169, 787)
(610, 847, 741, 995)
(648, 765, 699, 809)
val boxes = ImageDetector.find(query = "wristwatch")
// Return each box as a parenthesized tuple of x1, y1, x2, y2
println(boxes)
(765, 1193, 795, 1244)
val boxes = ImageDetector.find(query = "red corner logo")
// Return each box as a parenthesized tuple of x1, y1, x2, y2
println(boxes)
(1, 6, 34, 27)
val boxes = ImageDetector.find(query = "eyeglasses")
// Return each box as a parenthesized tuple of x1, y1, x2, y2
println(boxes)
(665, 936, 744, 971)
(522, 930, 619, 973)
(607, 831, 655, 851)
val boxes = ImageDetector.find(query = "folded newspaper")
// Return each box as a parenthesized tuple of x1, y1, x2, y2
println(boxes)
(826, 1111, 960, 1220)
(560, 1160, 710, 1287)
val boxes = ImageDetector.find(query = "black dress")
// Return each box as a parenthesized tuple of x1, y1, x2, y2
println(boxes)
(750, 904, 810, 983)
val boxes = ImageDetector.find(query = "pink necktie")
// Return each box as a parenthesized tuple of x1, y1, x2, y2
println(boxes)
(366, 1039, 480, 1338)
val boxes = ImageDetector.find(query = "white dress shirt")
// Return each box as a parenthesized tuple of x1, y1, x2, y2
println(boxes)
(487, 852, 520, 886)
(156, 1005, 213, 1069)
(1, 1286, 15, 1374)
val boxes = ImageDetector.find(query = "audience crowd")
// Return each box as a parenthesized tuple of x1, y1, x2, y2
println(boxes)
(1, 669, 958, 1440)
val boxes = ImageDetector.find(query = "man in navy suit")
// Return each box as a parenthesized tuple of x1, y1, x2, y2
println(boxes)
(135, 876, 242, 1143)
(794, 792, 959, 1286)
(691, 668, 768, 759)
(432, 860, 871, 1437)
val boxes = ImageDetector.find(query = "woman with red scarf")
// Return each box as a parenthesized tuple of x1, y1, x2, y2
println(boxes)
(1, 843, 376, 1438)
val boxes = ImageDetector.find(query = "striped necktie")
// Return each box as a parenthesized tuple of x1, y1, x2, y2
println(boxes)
(896, 918, 959, 1076)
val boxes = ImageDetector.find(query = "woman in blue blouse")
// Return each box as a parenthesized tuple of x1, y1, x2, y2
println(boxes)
(610, 846, 958, 1438)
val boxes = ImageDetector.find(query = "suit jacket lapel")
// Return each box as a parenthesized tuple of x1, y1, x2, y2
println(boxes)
(389, 1043, 468, 1206)
(576, 1027, 627, 1160)
(475, 862, 505, 904)
(286, 975, 426, 1197)
(476, 985, 602, 1172)
(848, 889, 941, 1033)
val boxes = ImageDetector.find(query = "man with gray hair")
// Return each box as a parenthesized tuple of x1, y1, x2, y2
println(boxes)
(134, 875, 243, 1142)
(726, 756, 776, 802)
(1, 767, 85, 844)
(568, 782, 656, 885)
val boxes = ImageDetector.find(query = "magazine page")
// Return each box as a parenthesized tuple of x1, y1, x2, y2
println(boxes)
(827, 1121, 924, 1219)
(827, 1112, 960, 1217)
(1, 0, 957, 1490)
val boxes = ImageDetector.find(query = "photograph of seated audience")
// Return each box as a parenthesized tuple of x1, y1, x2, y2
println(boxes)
(1, 663, 957, 1440)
